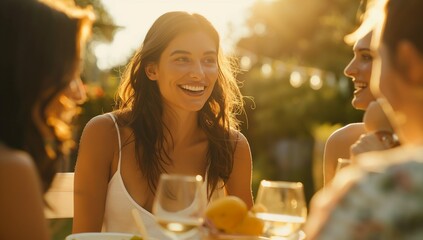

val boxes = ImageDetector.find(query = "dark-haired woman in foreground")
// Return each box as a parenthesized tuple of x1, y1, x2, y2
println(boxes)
(0, 0, 93, 239)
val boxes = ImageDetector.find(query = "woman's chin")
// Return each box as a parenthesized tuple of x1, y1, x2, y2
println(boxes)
(352, 97, 374, 111)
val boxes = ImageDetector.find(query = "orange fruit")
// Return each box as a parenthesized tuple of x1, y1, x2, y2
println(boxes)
(229, 212, 264, 236)
(250, 203, 268, 214)
(205, 196, 248, 232)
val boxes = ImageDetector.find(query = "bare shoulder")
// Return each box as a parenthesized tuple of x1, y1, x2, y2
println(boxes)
(0, 145, 49, 239)
(0, 146, 35, 175)
(324, 122, 366, 163)
(0, 146, 42, 196)
(230, 129, 250, 151)
(226, 130, 253, 207)
(83, 113, 116, 133)
(326, 122, 366, 145)
(230, 130, 252, 165)
(76, 113, 121, 178)
(80, 113, 118, 145)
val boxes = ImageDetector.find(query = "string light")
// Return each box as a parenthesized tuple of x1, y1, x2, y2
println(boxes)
(261, 63, 273, 78)
(290, 71, 303, 88)
(236, 47, 342, 90)
(240, 56, 252, 71)
(310, 74, 323, 90)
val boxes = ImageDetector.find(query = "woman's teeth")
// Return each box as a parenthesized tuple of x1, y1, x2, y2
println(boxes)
(180, 85, 205, 92)
(354, 82, 368, 89)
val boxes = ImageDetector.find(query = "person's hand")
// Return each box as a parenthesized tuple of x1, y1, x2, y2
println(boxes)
(350, 131, 399, 160)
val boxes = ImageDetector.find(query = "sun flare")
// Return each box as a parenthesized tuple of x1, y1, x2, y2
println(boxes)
(96, 0, 257, 70)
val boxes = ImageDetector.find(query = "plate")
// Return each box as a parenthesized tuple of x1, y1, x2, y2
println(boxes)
(65, 232, 143, 240)
(208, 234, 270, 240)
(208, 231, 305, 240)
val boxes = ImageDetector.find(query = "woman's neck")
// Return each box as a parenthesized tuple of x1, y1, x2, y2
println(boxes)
(162, 109, 201, 147)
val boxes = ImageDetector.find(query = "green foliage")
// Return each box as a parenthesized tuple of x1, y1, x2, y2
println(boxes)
(240, 70, 362, 150)
(237, 0, 365, 201)
(239, 0, 361, 72)
(75, 0, 117, 42)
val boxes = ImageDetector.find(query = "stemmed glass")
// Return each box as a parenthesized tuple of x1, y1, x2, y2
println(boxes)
(152, 174, 206, 239)
(254, 180, 307, 239)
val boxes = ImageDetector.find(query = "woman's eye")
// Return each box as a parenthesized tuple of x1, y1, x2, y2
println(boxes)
(203, 57, 217, 64)
(361, 54, 373, 61)
(175, 57, 190, 62)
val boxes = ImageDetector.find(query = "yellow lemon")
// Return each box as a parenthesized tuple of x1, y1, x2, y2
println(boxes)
(229, 212, 265, 236)
(205, 196, 248, 232)
(250, 203, 268, 214)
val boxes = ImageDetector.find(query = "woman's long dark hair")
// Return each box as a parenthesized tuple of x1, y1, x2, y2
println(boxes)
(0, 0, 93, 192)
(116, 11, 245, 199)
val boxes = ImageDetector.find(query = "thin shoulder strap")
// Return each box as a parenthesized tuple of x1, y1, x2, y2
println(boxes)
(107, 113, 122, 170)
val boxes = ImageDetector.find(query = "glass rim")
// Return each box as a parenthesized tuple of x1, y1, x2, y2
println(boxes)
(259, 180, 303, 188)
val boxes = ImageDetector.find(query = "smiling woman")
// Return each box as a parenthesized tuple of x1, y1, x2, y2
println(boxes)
(144, 31, 219, 112)
(73, 11, 253, 239)
(95, 0, 256, 70)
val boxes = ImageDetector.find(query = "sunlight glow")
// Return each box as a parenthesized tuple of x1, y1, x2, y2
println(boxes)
(290, 71, 303, 88)
(253, 23, 267, 36)
(97, 0, 257, 70)
(310, 74, 323, 90)
(261, 63, 273, 78)
(240, 56, 252, 71)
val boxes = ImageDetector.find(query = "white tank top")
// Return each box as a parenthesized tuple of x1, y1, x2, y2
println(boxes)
(102, 113, 225, 239)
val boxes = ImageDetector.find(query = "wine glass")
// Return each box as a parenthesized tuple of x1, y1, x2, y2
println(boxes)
(152, 174, 206, 239)
(254, 180, 307, 239)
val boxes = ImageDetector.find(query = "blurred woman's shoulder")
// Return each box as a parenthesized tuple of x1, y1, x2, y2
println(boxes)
(0, 143, 49, 240)
(0, 143, 34, 172)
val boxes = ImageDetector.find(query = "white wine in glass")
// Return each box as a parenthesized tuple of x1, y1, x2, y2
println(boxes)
(153, 174, 206, 239)
(255, 180, 307, 239)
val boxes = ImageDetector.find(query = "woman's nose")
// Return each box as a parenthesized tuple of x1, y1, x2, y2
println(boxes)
(344, 60, 358, 78)
(189, 61, 205, 80)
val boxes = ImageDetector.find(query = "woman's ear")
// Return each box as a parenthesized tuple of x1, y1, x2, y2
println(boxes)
(145, 63, 158, 81)
(397, 41, 423, 85)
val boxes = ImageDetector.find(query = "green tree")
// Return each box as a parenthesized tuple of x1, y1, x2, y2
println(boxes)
(236, 0, 364, 202)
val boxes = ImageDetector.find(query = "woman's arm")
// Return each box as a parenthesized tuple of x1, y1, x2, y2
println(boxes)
(0, 151, 50, 240)
(73, 114, 117, 232)
(225, 131, 254, 209)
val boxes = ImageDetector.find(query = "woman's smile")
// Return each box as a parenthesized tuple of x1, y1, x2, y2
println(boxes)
(179, 84, 206, 96)
(353, 81, 369, 95)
